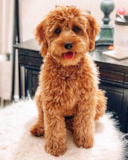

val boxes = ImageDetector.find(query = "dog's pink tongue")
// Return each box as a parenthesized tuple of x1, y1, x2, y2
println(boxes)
(64, 52, 74, 60)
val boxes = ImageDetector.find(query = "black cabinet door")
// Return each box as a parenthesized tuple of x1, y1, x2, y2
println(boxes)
(26, 69, 40, 98)
(100, 83, 128, 133)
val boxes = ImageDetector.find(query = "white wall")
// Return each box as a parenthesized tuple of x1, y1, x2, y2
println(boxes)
(21, 0, 128, 42)
(0, 0, 14, 55)
(0, 0, 14, 104)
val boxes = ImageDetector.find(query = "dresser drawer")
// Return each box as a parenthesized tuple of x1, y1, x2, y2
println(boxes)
(99, 69, 124, 84)
(19, 55, 42, 67)
(96, 62, 125, 73)
(18, 49, 43, 67)
(19, 49, 41, 58)
(125, 74, 128, 84)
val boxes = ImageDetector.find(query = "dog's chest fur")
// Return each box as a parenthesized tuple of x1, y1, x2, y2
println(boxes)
(40, 55, 98, 116)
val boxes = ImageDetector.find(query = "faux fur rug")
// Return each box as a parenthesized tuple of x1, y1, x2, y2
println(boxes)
(0, 99, 127, 160)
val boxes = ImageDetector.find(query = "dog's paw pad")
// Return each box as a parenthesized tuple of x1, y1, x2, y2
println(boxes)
(30, 124, 44, 137)
(75, 136, 94, 149)
(45, 143, 66, 156)
(83, 141, 94, 148)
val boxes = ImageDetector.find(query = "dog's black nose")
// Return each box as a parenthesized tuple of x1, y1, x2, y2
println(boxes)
(64, 43, 73, 50)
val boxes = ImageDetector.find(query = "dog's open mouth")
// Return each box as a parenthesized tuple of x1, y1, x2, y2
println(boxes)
(64, 52, 75, 60)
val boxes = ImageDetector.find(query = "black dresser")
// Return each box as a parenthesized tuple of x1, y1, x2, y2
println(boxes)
(12, 38, 128, 133)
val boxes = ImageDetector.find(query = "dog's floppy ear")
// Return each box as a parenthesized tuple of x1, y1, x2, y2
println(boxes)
(84, 13, 99, 51)
(34, 20, 48, 57)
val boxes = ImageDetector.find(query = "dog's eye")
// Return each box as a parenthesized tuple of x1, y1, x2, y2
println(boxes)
(73, 26, 79, 32)
(55, 28, 61, 34)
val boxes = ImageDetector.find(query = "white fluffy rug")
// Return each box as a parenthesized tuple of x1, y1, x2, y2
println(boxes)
(0, 99, 127, 160)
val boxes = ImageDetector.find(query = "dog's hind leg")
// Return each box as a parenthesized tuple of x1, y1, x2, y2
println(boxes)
(30, 87, 44, 136)
(65, 90, 107, 132)
(95, 89, 107, 120)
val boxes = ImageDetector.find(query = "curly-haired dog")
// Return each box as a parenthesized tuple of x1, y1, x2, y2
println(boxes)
(30, 6, 107, 156)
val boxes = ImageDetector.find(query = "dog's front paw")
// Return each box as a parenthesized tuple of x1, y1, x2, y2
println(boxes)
(30, 123, 44, 137)
(45, 141, 66, 156)
(74, 135, 94, 148)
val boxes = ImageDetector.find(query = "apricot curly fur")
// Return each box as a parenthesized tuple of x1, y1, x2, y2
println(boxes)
(30, 6, 107, 156)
